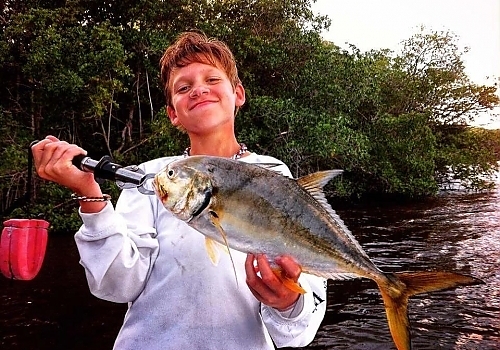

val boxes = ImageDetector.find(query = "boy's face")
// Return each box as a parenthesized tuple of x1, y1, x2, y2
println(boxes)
(166, 62, 245, 135)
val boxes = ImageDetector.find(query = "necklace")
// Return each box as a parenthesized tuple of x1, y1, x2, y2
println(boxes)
(183, 143, 248, 159)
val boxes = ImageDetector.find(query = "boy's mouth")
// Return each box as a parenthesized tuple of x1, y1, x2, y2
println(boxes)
(190, 99, 216, 110)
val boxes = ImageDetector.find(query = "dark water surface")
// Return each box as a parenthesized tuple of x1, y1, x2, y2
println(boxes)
(1, 185, 499, 349)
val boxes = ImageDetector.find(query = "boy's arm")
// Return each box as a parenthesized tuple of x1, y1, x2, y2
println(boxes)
(75, 188, 160, 303)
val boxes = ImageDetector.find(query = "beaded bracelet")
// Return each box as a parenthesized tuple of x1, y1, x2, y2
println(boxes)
(71, 193, 112, 202)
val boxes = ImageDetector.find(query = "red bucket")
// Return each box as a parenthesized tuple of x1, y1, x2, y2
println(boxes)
(0, 219, 49, 280)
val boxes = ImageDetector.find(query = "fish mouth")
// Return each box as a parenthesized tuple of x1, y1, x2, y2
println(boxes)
(152, 179, 168, 203)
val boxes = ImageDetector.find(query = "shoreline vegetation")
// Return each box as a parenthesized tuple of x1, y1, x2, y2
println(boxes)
(1, 1, 499, 232)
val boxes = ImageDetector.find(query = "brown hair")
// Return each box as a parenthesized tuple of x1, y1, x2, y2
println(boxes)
(160, 31, 241, 107)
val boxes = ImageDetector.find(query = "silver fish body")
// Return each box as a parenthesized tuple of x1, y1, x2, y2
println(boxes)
(157, 156, 376, 279)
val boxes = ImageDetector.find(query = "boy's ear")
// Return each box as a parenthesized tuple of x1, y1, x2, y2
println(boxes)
(235, 83, 245, 107)
(166, 106, 179, 126)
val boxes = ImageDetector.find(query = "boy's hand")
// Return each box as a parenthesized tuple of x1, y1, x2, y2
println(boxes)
(245, 253, 302, 311)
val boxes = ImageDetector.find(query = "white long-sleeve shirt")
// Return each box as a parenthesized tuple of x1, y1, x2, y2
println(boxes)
(74, 153, 327, 350)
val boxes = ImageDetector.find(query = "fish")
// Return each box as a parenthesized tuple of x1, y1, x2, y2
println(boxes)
(152, 155, 482, 350)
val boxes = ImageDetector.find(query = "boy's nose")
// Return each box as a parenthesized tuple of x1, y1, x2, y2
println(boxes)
(190, 85, 209, 97)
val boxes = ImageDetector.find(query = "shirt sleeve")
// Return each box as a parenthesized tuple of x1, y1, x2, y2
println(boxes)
(261, 273, 327, 348)
(74, 186, 160, 303)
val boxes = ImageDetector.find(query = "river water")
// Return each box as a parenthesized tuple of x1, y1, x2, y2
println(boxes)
(1, 184, 499, 349)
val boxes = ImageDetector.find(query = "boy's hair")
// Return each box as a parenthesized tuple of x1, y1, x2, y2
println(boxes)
(160, 31, 241, 107)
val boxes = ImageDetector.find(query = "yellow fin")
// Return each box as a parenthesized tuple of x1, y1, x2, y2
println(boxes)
(378, 271, 483, 350)
(271, 267, 306, 294)
(215, 240, 230, 255)
(296, 170, 343, 194)
(209, 211, 238, 286)
(204, 237, 221, 266)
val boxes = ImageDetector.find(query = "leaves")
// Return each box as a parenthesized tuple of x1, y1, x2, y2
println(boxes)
(1, 0, 499, 225)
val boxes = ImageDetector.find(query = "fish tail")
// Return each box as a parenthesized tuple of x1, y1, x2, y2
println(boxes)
(377, 271, 483, 350)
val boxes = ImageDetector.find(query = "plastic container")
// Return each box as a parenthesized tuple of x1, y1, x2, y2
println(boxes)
(0, 219, 49, 280)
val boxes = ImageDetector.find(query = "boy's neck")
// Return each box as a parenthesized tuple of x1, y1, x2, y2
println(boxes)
(187, 134, 244, 158)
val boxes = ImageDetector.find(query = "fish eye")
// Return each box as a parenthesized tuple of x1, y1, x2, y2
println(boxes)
(167, 169, 175, 178)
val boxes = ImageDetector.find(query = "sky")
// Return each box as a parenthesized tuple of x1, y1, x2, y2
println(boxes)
(311, 0, 500, 128)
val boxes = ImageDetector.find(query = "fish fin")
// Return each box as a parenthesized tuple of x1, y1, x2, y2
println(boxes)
(271, 267, 307, 294)
(378, 271, 483, 350)
(297, 170, 343, 191)
(215, 240, 230, 254)
(204, 237, 221, 266)
(209, 211, 238, 287)
(298, 170, 370, 260)
(297, 171, 342, 209)
(323, 272, 361, 280)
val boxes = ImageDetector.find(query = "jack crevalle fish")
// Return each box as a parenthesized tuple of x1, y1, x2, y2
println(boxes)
(153, 155, 482, 350)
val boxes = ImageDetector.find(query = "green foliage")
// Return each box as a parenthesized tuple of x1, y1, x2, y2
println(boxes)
(391, 27, 499, 124)
(364, 113, 438, 197)
(237, 96, 370, 177)
(238, 96, 336, 176)
(435, 126, 498, 190)
(141, 108, 187, 161)
(0, 107, 31, 214)
(487, 129, 500, 159)
(1, 0, 500, 230)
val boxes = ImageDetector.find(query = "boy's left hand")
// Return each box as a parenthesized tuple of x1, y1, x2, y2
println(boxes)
(245, 253, 301, 311)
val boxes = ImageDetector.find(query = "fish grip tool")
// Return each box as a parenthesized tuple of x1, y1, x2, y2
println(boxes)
(72, 155, 155, 195)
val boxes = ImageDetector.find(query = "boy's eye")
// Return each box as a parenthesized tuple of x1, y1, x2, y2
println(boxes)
(207, 77, 221, 84)
(177, 85, 190, 93)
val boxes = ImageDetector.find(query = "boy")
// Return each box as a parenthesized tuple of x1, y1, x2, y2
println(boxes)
(32, 31, 326, 349)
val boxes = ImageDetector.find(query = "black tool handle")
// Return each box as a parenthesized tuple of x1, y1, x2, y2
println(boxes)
(72, 154, 143, 185)
(72, 154, 88, 170)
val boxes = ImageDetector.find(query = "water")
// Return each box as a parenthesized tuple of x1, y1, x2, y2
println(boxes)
(1, 187, 499, 349)
(306, 189, 500, 350)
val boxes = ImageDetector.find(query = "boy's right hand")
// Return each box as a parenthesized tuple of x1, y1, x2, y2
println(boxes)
(31, 136, 101, 197)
